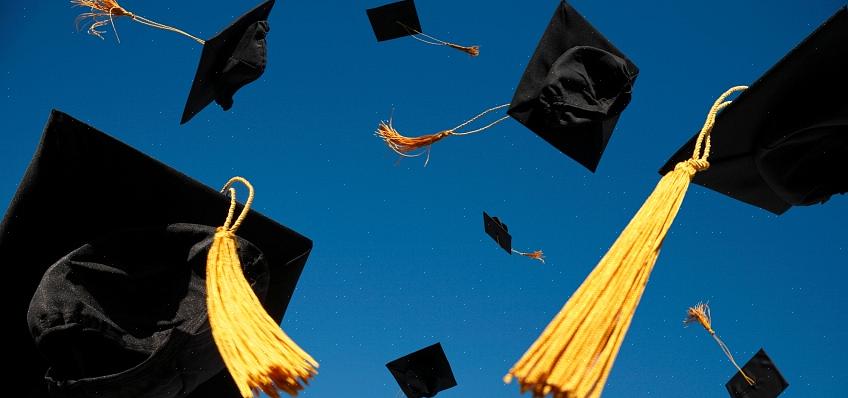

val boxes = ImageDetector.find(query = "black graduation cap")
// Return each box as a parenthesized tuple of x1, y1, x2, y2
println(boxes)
(725, 349, 789, 398)
(509, 0, 639, 172)
(386, 343, 458, 398)
(483, 211, 512, 254)
(366, 0, 422, 42)
(181, 0, 276, 124)
(659, 6, 847, 214)
(4, 110, 312, 398)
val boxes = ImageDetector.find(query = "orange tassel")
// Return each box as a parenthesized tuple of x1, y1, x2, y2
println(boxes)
(375, 120, 454, 156)
(374, 104, 510, 165)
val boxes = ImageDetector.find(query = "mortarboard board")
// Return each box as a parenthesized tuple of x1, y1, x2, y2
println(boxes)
(4, 110, 313, 398)
(659, 6, 847, 214)
(508, 0, 639, 172)
(483, 211, 512, 254)
(366, 0, 479, 55)
(182, 0, 276, 124)
(386, 343, 458, 398)
(366, 0, 422, 42)
(726, 349, 789, 398)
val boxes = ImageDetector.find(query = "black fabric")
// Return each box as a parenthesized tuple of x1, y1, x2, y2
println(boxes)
(3, 109, 312, 398)
(386, 343, 457, 398)
(366, 0, 422, 42)
(659, 6, 847, 214)
(214, 21, 270, 111)
(483, 211, 512, 254)
(725, 349, 789, 398)
(27, 224, 268, 398)
(509, 0, 639, 172)
(181, 0, 275, 124)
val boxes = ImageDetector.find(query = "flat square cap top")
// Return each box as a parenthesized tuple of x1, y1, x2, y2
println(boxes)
(725, 349, 789, 398)
(386, 342, 457, 398)
(509, 0, 639, 172)
(3, 109, 312, 398)
(659, 6, 847, 214)
(367, 0, 422, 42)
(483, 211, 512, 254)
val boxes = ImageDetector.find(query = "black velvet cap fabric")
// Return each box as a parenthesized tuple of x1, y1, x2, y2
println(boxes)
(366, 0, 423, 42)
(181, 0, 275, 124)
(3, 109, 312, 397)
(483, 211, 512, 254)
(725, 349, 789, 398)
(386, 343, 457, 398)
(509, 0, 639, 172)
(27, 224, 268, 397)
(659, 6, 847, 214)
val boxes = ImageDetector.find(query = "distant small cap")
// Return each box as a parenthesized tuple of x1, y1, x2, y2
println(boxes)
(366, 0, 422, 42)
(509, 0, 639, 172)
(725, 349, 788, 398)
(386, 342, 458, 398)
(659, 6, 847, 214)
(181, 0, 276, 124)
(483, 211, 512, 254)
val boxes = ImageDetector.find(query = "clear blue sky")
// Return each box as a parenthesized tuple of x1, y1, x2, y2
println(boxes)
(2, 1, 846, 397)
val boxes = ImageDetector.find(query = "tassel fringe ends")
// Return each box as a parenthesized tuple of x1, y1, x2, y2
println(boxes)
(375, 119, 453, 158)
(71, 0, 204, 44)
(207, 177, 318, 398)
(374, 104, 509, 165)
(503, 86, 747, 398)
(513, 249, 546, 264)
(684, 302, 755, 386)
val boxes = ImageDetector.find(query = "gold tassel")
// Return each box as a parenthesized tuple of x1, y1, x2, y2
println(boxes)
(685, 303, 755, 385)
(397, 21, 480, 56)
(207, 177, 318, 398)
(375, 104, 509, 165)
(71, 0, 204, 44)
(504, 86, 748, 398)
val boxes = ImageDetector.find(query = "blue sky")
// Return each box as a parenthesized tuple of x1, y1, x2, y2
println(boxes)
(2, 0, 846, 397)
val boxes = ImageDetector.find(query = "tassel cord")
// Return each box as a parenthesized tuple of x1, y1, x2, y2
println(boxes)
(396, 21, 479, 56)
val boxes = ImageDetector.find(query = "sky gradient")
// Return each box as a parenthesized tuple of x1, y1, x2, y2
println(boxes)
(1, 0, 846, 397)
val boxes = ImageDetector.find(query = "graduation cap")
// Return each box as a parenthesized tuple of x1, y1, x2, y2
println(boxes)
(4, 110, 315, 398)
(483, 212, 545, 263)
(659, 6, 847, 214)
(374, 1, 639, 169)
(386, 343, 457, 398)
(71, 0, 276, 124)
(182, 0, 276, 124)
(366, 0, 479, 56)
(726, 349, 789, 398)
(509, 0, 639, 172)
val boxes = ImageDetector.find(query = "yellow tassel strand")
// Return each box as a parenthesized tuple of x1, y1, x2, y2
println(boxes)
(375, 104, 509, 165)
(207, 177, 318, 398)
(71, 0, 204, 44)
(685, 303, 755, 386)
(504, 86, 748, 398)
